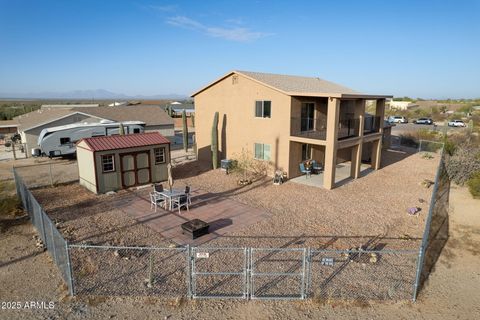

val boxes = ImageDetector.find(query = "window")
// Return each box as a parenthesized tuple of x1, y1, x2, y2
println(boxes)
(101, 155, 115, 172)
(255, 100, 271, 118)
(133, 128, 140, 133)
(301, 144, 312, 161)
(254, 143, 271, 161)
(60, 137, 71, 145)
(154, 147, 166, 164)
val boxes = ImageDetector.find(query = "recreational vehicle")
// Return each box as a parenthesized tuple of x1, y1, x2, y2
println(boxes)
(34, 120, 145, 157)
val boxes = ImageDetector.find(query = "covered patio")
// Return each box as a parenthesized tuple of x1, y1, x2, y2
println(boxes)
(290, 161, 372, 188)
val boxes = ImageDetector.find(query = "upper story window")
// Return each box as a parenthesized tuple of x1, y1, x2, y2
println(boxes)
(255, 100, 271, 118)
(154, 147, 166, 164)
(101, 154, 115, 173)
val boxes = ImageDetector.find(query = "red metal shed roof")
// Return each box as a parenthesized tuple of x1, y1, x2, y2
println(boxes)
(79, 132, 170, 152)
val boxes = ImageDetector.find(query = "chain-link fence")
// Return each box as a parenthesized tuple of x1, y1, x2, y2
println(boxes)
(13, 168, 74, 295)
(14, 161, 78, 189)
(69, 245, 188, 297)
(413, 145, 449, 300)
(309, 249, 418, 301)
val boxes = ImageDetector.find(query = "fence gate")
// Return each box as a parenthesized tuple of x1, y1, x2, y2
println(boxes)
(190, 247, 248, 298)
(250, 248, 307, 299)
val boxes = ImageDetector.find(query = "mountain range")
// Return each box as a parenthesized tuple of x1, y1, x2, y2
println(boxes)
(0, 89, 187, 100)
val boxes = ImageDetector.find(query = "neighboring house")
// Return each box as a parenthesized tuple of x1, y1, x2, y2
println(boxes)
(40, 104, 99, 109)
(386, 100, 418, 110)
(192, 70, 392, 189)
(14, 108, 104, 155)
(0, 120, 19, 135)
(14, 105, 174, 156)
(108, 101, 128, 107)
(76, 132, 171, 194)
(73, 105, 174, 137)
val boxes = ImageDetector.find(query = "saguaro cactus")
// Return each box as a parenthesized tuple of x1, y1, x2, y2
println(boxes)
(211, 112, 219, 169)
(182, 110, 188, 152)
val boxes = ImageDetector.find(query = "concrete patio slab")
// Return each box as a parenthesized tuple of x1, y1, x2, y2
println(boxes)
(116, 188, 270, 246)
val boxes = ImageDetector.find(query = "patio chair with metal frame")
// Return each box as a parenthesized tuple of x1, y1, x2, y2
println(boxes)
(171, 193, 189, 213)
(150, 192, 166, 212)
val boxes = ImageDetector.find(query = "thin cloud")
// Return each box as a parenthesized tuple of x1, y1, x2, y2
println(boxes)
(148, 4, 177, 12)
(166, 15, 273, 42)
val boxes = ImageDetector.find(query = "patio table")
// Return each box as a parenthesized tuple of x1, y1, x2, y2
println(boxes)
(156, 189, 185, 211)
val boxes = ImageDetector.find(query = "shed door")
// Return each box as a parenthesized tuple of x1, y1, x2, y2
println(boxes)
(120, 151, 151, 188)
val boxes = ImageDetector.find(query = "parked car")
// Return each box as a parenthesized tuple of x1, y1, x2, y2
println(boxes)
(388, 116, 408, 124)
(448, 120, 466, 127)
(414, 118, 433, 125)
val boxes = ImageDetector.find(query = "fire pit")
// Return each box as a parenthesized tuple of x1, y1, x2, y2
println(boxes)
(181, 219, 210, 239)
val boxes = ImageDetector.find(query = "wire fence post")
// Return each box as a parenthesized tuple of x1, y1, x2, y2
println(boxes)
(413, 244, 425, 301)
(49, 220, 58, 265)
(186, 245, 192, 299)
(49, 163, 54, 187)
(65, 242, 75, 296)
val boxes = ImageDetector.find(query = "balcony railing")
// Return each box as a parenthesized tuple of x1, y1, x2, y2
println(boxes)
(290, 117, 327, 140)
(364, 116, 382, 135)
(338, 118, 360, 140)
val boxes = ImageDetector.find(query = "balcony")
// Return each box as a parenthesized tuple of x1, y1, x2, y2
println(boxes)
(338, 118, 360, 140)
(290, 117, 327, 140)
(364, 116, 382, 135)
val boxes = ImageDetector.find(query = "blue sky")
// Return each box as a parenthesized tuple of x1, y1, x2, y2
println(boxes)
(0, 0, 479, 98)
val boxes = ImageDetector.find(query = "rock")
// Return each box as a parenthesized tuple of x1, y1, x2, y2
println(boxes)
(420, 179, 434, 188)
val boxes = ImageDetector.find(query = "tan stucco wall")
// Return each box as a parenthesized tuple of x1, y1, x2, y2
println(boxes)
(194, 73, 292, 174)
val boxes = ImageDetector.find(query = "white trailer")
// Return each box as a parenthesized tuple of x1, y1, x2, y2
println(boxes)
(35, 120, 146, 157)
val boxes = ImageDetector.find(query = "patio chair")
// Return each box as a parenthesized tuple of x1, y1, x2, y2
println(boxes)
(154, 183, 164, 193)
(299, 163, 311, 178)
(172, 194, 189, 213)
(311, 160, 324, 174)
(150, 192, 165, 212)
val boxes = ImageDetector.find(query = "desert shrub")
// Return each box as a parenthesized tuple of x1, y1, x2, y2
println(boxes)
(445, 144, 480, 185)
(467, 172, 480, 198)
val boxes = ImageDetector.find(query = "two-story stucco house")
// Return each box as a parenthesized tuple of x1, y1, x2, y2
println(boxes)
(192, 70, 392, 189)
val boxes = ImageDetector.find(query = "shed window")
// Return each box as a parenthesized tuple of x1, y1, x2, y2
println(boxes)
(101, 155, 115, 172)
(254, 143, 271, 161)
(60, 137, 71, 145)
(154, 147, 166, 164)
(255, 101, 271, 118)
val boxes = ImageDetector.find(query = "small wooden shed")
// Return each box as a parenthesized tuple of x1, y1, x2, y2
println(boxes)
(76, 132, 170, 194)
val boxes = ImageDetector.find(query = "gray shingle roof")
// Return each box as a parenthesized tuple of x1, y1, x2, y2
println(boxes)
(73, 105, 174, 127)
(237, 70, 359, 95)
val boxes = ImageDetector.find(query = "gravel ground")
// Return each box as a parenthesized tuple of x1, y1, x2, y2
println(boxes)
(29, 147, 438, 250)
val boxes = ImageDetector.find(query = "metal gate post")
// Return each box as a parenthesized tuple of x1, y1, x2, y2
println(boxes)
(300, 248, 307, 299)
(304, 248, 312, 298)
